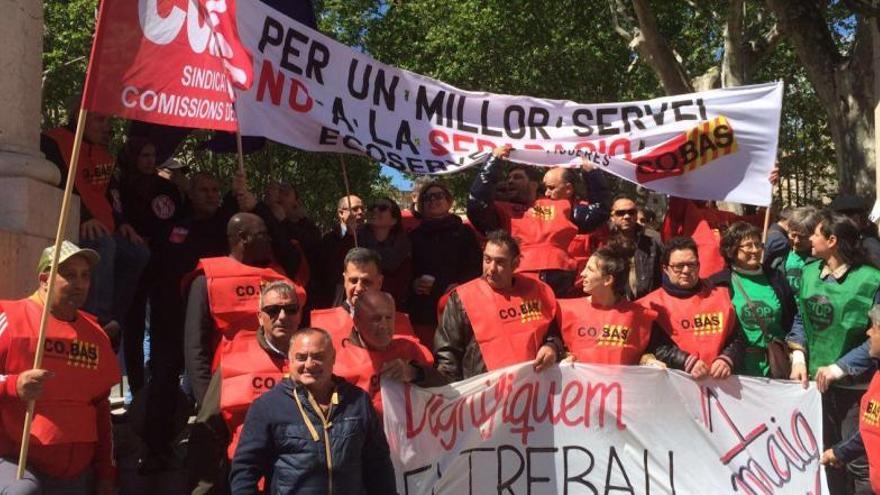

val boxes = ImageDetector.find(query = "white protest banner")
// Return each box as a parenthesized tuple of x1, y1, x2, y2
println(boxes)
(383, 364, 825, 494)
(233, 1, 782, 205)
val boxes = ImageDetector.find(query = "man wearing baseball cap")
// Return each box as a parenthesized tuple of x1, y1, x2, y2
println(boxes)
(0, 241, 120, 495)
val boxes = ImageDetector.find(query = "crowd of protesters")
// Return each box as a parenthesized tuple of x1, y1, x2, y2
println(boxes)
(1, 107, 880, 495)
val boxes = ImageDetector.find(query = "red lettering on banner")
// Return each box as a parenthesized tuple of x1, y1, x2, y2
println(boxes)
(404, 373, 625, 449)
(254, 60, 313, 113)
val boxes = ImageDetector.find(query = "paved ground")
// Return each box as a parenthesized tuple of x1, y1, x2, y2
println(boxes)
(111, 379, 189, 494)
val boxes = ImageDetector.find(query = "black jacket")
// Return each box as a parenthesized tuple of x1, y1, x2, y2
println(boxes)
(407, 215, 482, 326)
(229, 378, 396, 495)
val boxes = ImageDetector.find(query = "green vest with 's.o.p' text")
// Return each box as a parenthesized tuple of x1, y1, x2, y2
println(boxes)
(783, 250, 809, 293)
(799, 260, 880, 377)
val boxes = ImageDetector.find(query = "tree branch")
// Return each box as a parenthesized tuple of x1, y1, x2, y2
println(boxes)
(723, 0, 746, 86)
(630, 0, 693, 94)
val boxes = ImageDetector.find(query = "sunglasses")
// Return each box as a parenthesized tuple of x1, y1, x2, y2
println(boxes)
(612, 209, 638, 217)
(261, 303, 300, 318)
(422, 191, 447, 203)
(368, 203, 391, 212)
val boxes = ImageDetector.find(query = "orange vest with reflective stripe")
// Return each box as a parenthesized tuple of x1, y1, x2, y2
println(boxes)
(640, 285, 735, 362)
(44, 127, 116, 231)
(334, 335, 433, 416)
(860, 372, 880, 494)
(309, 306, 415, 347)
(558, 298, 656, 365)
(456, 275, 557, 371)
(496, 198, 577, 272)
(219, 331, 285, 460)
(0, 299, 119, 449)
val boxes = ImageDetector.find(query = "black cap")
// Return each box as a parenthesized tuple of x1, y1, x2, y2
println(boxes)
(829, 194, 868, 213)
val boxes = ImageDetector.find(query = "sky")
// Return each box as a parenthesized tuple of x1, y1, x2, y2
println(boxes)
(381, 165, 412, 190)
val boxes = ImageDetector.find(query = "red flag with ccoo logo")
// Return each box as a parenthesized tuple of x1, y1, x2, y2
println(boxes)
(82, 0, 253, 131)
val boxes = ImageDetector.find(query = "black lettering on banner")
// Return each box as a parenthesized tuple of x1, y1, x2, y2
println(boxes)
(805, 295, 834, 331)
(280, 26, 308, 75)
(365, 143, 386, 162)
(563, 446, 597, 495)
(713, 124, 733, 147)
(460, 447, 494, 494)
(504, 106, 526, 139)
(455, 95, 479, 133)
(402, 464, 434, 495)
(527, 107, 550, 139)
(497, 444, 525, 494)
(572, 109, 594, 137)
(368, 110, 392, 147)
(342, 134, 365, 153)
(480, 100, 503, 137)
(644, 102, 668, 126)
(697, 98, 708, 120)
(596, 108, 619, 136)
(373, 68, 399, 111)
(671, 99, 696, 121)
(526, 447, 557, 494)
(605, 446, 635, 494)
(386, 152, 405, 171)
(416, 86, 445, 124)
(257, 16, 283, 53)
(318, 122, 340, 146)
(396, 120, 419, 154)
(331, 97, 354, 133)
(347, 59, 371, 100)
(306, 41, 329, 84)
(620, 106, 646, 133)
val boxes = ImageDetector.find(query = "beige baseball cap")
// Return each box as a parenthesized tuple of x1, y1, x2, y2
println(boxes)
(37, 241, 100, 274)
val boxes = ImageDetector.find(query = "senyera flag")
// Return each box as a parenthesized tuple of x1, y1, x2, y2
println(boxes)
(82, 0, 255, 132)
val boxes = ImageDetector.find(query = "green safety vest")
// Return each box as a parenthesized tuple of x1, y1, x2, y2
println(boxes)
(783, 251, 809, 293)
(799, 261, 880, 377)
(731, 271, 784, 377)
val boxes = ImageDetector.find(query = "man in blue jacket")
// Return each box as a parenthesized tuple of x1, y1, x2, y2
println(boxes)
(229, 327, 397, 494)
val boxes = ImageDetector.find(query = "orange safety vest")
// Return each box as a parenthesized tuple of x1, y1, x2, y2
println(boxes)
(43, 127, 116, 231)
(334, 335, 433, 416)
(496, 198, 578, 273)
(456, 275, 557, 371)
(558, 298, 656, 365)
(640, 285, 735, 362)
(860, 372, 880, 494)
(219, 331, 286, 460)
(309, 306, 415, 347)
(0, 299, 119, 449)
(193, 257, 295, 371)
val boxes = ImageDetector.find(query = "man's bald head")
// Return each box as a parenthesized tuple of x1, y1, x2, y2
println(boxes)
(352, 291, 395, 350)
(543, 167, 579, 200)
(227, 213, 272, 265)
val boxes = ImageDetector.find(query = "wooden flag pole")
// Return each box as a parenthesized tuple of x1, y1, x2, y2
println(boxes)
(16, 108, 90, 479)
(235, 129, 246, 175)
(339, 155, 358, 247)
(761, 198, 773, 245)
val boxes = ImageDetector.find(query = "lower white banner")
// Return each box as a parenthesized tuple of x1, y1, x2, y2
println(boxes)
(382, 363, 825, 495)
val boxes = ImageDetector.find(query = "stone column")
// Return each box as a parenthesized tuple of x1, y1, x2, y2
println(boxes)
(0, 0, 79, 299)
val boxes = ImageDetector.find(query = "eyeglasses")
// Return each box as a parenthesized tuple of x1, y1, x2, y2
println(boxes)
(738, 241, 764, 251)
(422, 191, 447, 203)
(339, 205, 364, 213)
(261, 303, 299, 318)
(612, 209, 637, 217)
(667, 262, 700, 273)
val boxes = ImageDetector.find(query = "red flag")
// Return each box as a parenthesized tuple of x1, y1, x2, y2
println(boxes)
(82, 0, 252, 131)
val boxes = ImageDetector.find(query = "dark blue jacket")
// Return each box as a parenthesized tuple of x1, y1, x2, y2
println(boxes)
(229, 377, 397, 494)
